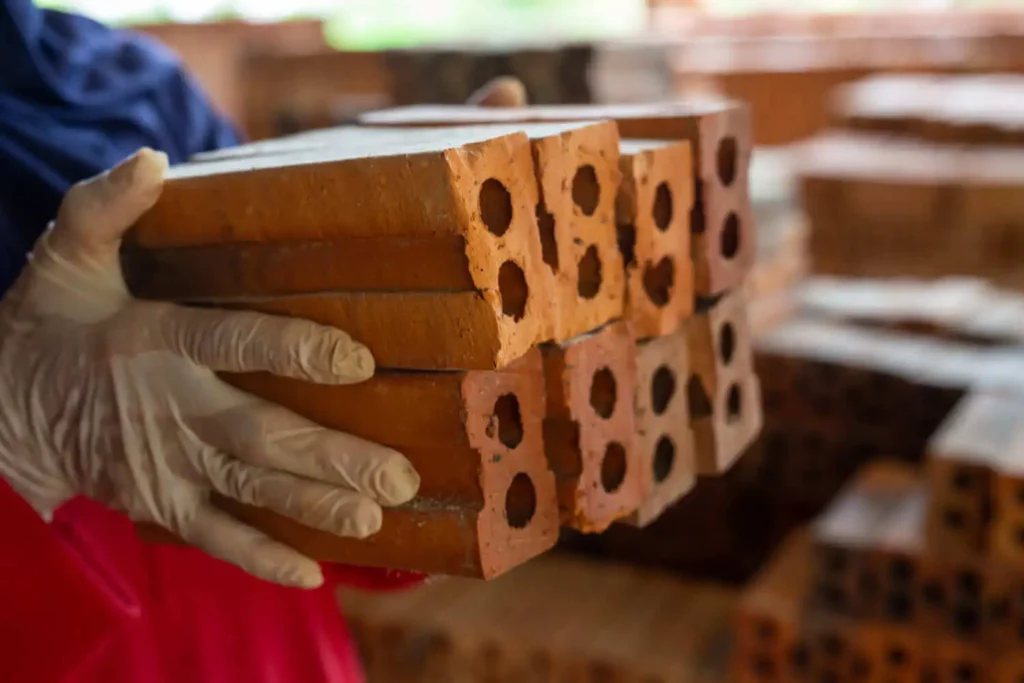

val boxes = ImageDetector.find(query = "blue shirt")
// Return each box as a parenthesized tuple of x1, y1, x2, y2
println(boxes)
(0, 0, 240, 294)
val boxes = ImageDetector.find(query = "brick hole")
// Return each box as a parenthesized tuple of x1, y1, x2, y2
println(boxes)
(944, 508, 965, 530)
(988, 596, 1010, 621)
(687, 375, 713, 420)
(1018, 619, 1024, 641)
(590, 367, 617, 419)
(821, 633, 843, 657)
(952, 603, 980, 635)
(535, 201, 559, 273)
(577, 244, 603, 299)
(720, 212, 740, 259)
(490, 393, 524, 449)
(601, 442, 628, 493)
(504, 473, 536, 529)
(888, 647, 907, 667)
(651, 365, 676, 416)
(572, 165, 600, 216)
(885, 592, 912, 621)
(653, 435, 675, 484)
(820, 670, 839, 683)
(480, 178, 513, 237)
(851, 657, 872, 681)
(922, 581, 945, 608)
(719, 322, 737, 365)
(954, 663, 976, 683)
(951, 468, 973, 492)
(726, 383, 742, 421)
(498, 261, 528, 321)
(956, 571, 980, 598)
(755, 619, 777, 642)
(752, 655, 775, 678)
(642, 257, 674, 308)
(1016, 483, 1024, 505)
(889, 557, 914, 584)
(616, 223, 637, 267)
(790, 645, 810, 672)
(717, 136, 738, 186)
(691, 181, 706, 234)
(824, 548, 848, 574)
(653, 181, 673, 232)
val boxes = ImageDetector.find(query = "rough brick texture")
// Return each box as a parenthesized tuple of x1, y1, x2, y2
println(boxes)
(622, 324, 696, 527)
(143, 120, 626, 346)
(617, 139, 695, 340)
(124, 126, 553, 370)
(540, 321, 644, 532)
(688, 290, 763, 475)
(357, 100, 756, 297)
(142, 349, 559, 579)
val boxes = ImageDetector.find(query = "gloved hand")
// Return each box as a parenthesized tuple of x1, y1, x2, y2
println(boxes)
(0, 148, 420, 589)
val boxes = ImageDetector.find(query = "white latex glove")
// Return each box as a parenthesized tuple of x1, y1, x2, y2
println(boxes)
(0, 148, 420, 589)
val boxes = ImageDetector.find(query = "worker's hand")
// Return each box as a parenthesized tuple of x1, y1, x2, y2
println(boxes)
(0, 148, 420, 589)
(469, 76, 528, 107)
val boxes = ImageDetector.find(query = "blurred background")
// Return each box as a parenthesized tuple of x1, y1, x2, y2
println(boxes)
(58, 1, 1024, 681)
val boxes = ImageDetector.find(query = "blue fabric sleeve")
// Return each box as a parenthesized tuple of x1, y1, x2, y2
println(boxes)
(0, 0, 242, 295)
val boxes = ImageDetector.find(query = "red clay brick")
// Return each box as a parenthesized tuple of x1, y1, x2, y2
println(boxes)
(621, 325, 696, 527)
(142, 349, 560, 579)
(688, 291, 763, 475)
(181, 120, 625, 343)
(358, 100, 753, 294)
(617, 139, 695, 340)
(124, 126, 553, 370)
(357, 101, 755, 297)
(540, 320, 644, 532)
(925, 392, 1024, 558)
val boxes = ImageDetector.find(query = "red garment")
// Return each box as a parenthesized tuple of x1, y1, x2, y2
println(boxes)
(0, 478, 424, 683)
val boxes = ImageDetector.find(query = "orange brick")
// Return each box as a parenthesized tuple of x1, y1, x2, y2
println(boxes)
(180, 120, 626, 344)
(357, 100, 756, 296)
(541, 321, 644, 532)
(617, 139, 695, 339)
(924, 392, 1024, 558)
(622, 325, 696, 527)
(687, 291, 763, 475)
(143, 349, 559, 579)
(124, 126, 552, 370)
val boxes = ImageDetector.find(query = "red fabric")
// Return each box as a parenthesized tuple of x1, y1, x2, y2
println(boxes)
(0, 478, 425, 683)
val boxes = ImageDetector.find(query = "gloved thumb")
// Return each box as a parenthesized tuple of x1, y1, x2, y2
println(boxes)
(50, 148, 169, 263)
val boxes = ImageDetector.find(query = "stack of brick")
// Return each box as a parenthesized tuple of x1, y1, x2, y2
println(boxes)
(122, 101, 764, 577)
(795, 74, 1024, 285)
(564, 314, 1024, 583)
(832, 74, 1024, 146)
(338, 552, 736, 683)
(792, 275, 1024, 346)
(735, 449, 1024, 683)
(357, 101, 765, 524)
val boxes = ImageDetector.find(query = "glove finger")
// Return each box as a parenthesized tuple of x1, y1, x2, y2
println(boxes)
(162, 305, 374, 384)
(193, 394, 420, 507)
(468, 76, 528, 107)
(203, 453, 385, 539)
(51, 148, 169, 263)
(178, 503, 324, 588)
